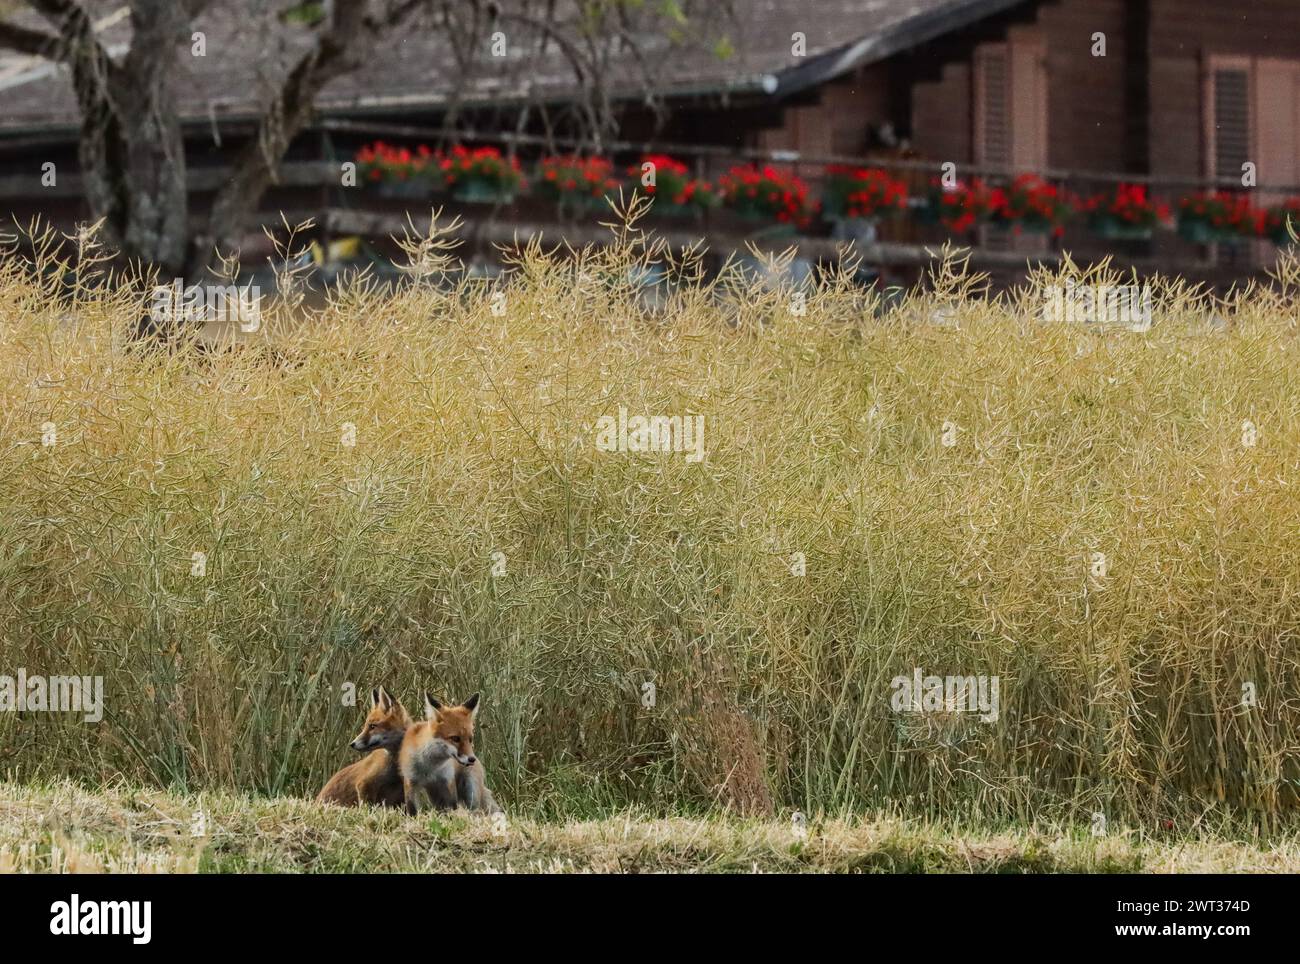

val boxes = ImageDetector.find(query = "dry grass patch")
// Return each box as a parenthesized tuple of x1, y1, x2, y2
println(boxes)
(2, 781, 1297, 873)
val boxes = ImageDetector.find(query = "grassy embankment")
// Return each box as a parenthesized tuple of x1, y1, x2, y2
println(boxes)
(4, 781, 1297, 873)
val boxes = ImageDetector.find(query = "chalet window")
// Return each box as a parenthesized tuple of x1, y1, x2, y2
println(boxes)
(1206, 56, 1300, 191)
(1205, 56, 1300, 266)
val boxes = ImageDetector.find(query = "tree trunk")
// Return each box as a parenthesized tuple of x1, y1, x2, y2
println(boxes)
(116, 0, 190, 278)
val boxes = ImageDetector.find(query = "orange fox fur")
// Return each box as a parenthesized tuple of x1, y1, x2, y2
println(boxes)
(316, 686, 412, 808)
(399, 691, 502, 814)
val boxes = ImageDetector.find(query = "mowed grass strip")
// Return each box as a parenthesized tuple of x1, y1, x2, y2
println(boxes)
(2, 781, 1297, 873)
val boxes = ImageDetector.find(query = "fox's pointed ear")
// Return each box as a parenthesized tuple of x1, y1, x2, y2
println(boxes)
(370, 687, 382, 709)
(463, 692, 480, 716)
(376, 686, 395, 711)
(394, 697, 412, 723)
(423, 691, 442, 720)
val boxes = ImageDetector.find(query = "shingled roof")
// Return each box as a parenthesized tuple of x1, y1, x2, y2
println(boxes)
(0, 0, 1024, 134)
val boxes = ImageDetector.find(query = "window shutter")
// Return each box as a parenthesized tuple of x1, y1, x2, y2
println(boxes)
(975, 37, 1047, 252)
(1255, 59, 1300, 194)
(1211, 68, 1251, 179)
(1009, 37, 1048, 172)
(975, 46, 1010, 169)
(1204, 62, 1254, 266)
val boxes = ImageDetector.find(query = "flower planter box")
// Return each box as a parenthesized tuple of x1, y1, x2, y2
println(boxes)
(1266, 209, 1300, 247)
(1176, 193, 1259, 245)
(709, 209, 800, 241)
(821, 167, 908, 226)
(920, 209, 975, 229)
(717, 165, 817, 233)
(536, 156, 620, 218)
(915, 211, 981, 235)
(735, 211, 799, 237)
(550, 194, 616, 218)
(914, 202, 944, 225)
(375, 180, 434, 199)
(647, 199, 709, 219)
(725, 205, 783, 223)
(829, 217, 879, 245)
(1079, 185, 1168, 242)
(1091, 221, 1154, 241)
(1177, 220, 1241, 245)
(915, 185, 992, 233)
(988, 220, 1055, 235)
(451, 181, 517, 204)
(826, 211, 899, 231)
(748, 222, 800, 241)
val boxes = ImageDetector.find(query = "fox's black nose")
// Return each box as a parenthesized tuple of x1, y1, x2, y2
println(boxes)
(466, 756, 477, 765)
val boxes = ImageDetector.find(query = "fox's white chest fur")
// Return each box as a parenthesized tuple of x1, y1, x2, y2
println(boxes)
(407, 745, 459, 809)
(399, 691, 500, 814)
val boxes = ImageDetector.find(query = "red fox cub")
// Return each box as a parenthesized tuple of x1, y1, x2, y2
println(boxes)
(399, 691, 502, 814)
(316, 686, 411, 808)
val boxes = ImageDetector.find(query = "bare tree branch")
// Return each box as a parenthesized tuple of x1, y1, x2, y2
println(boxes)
(0, 17, 62, 58)
(25, 0, 118, 75)
(26, 0, 92, 21)
(56, 4, 129, 252)
(200, 0, 426, 268)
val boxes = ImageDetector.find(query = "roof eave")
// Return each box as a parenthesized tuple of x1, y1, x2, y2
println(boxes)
(0, 74, 776, 141)
(772, 0, 1032, 97)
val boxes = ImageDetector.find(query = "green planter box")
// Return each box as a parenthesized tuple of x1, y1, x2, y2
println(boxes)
(1091, 220, 1154, 241)
(915, 201, 936, 224)
(1178, 219, 1242, 245)
(829, 217, 879, 245)
(452, 181, 517, 204)
(376, 180, 433, 199)
(826, 212, 882, 225)
(724, 205, 780, 222)
(915, 202, 955, 226)
(749, 223, 800, 241)
(648, 199, 709, 219)
(547, 193, 616, 217)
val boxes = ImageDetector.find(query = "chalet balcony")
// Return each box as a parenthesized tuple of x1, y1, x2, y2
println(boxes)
(2, 125, 1295, 293)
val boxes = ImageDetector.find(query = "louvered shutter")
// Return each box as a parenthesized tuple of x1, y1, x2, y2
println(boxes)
(975, 36, 1048, 252)
(1211, 67, 1251, 179)
(1204, 62, 1254, 265)
(1255, 59, 1300, 195)
(975, 46, 1010, 170)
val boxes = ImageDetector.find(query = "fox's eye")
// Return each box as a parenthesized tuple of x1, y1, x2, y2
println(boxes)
(450, 735, 460, 743)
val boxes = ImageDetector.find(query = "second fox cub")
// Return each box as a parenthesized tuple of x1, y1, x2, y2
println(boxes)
(399, 691, 502, 814)
(316, 686, 411, 808)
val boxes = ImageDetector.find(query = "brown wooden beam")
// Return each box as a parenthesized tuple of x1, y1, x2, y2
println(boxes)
(0, 160, 339, 200)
